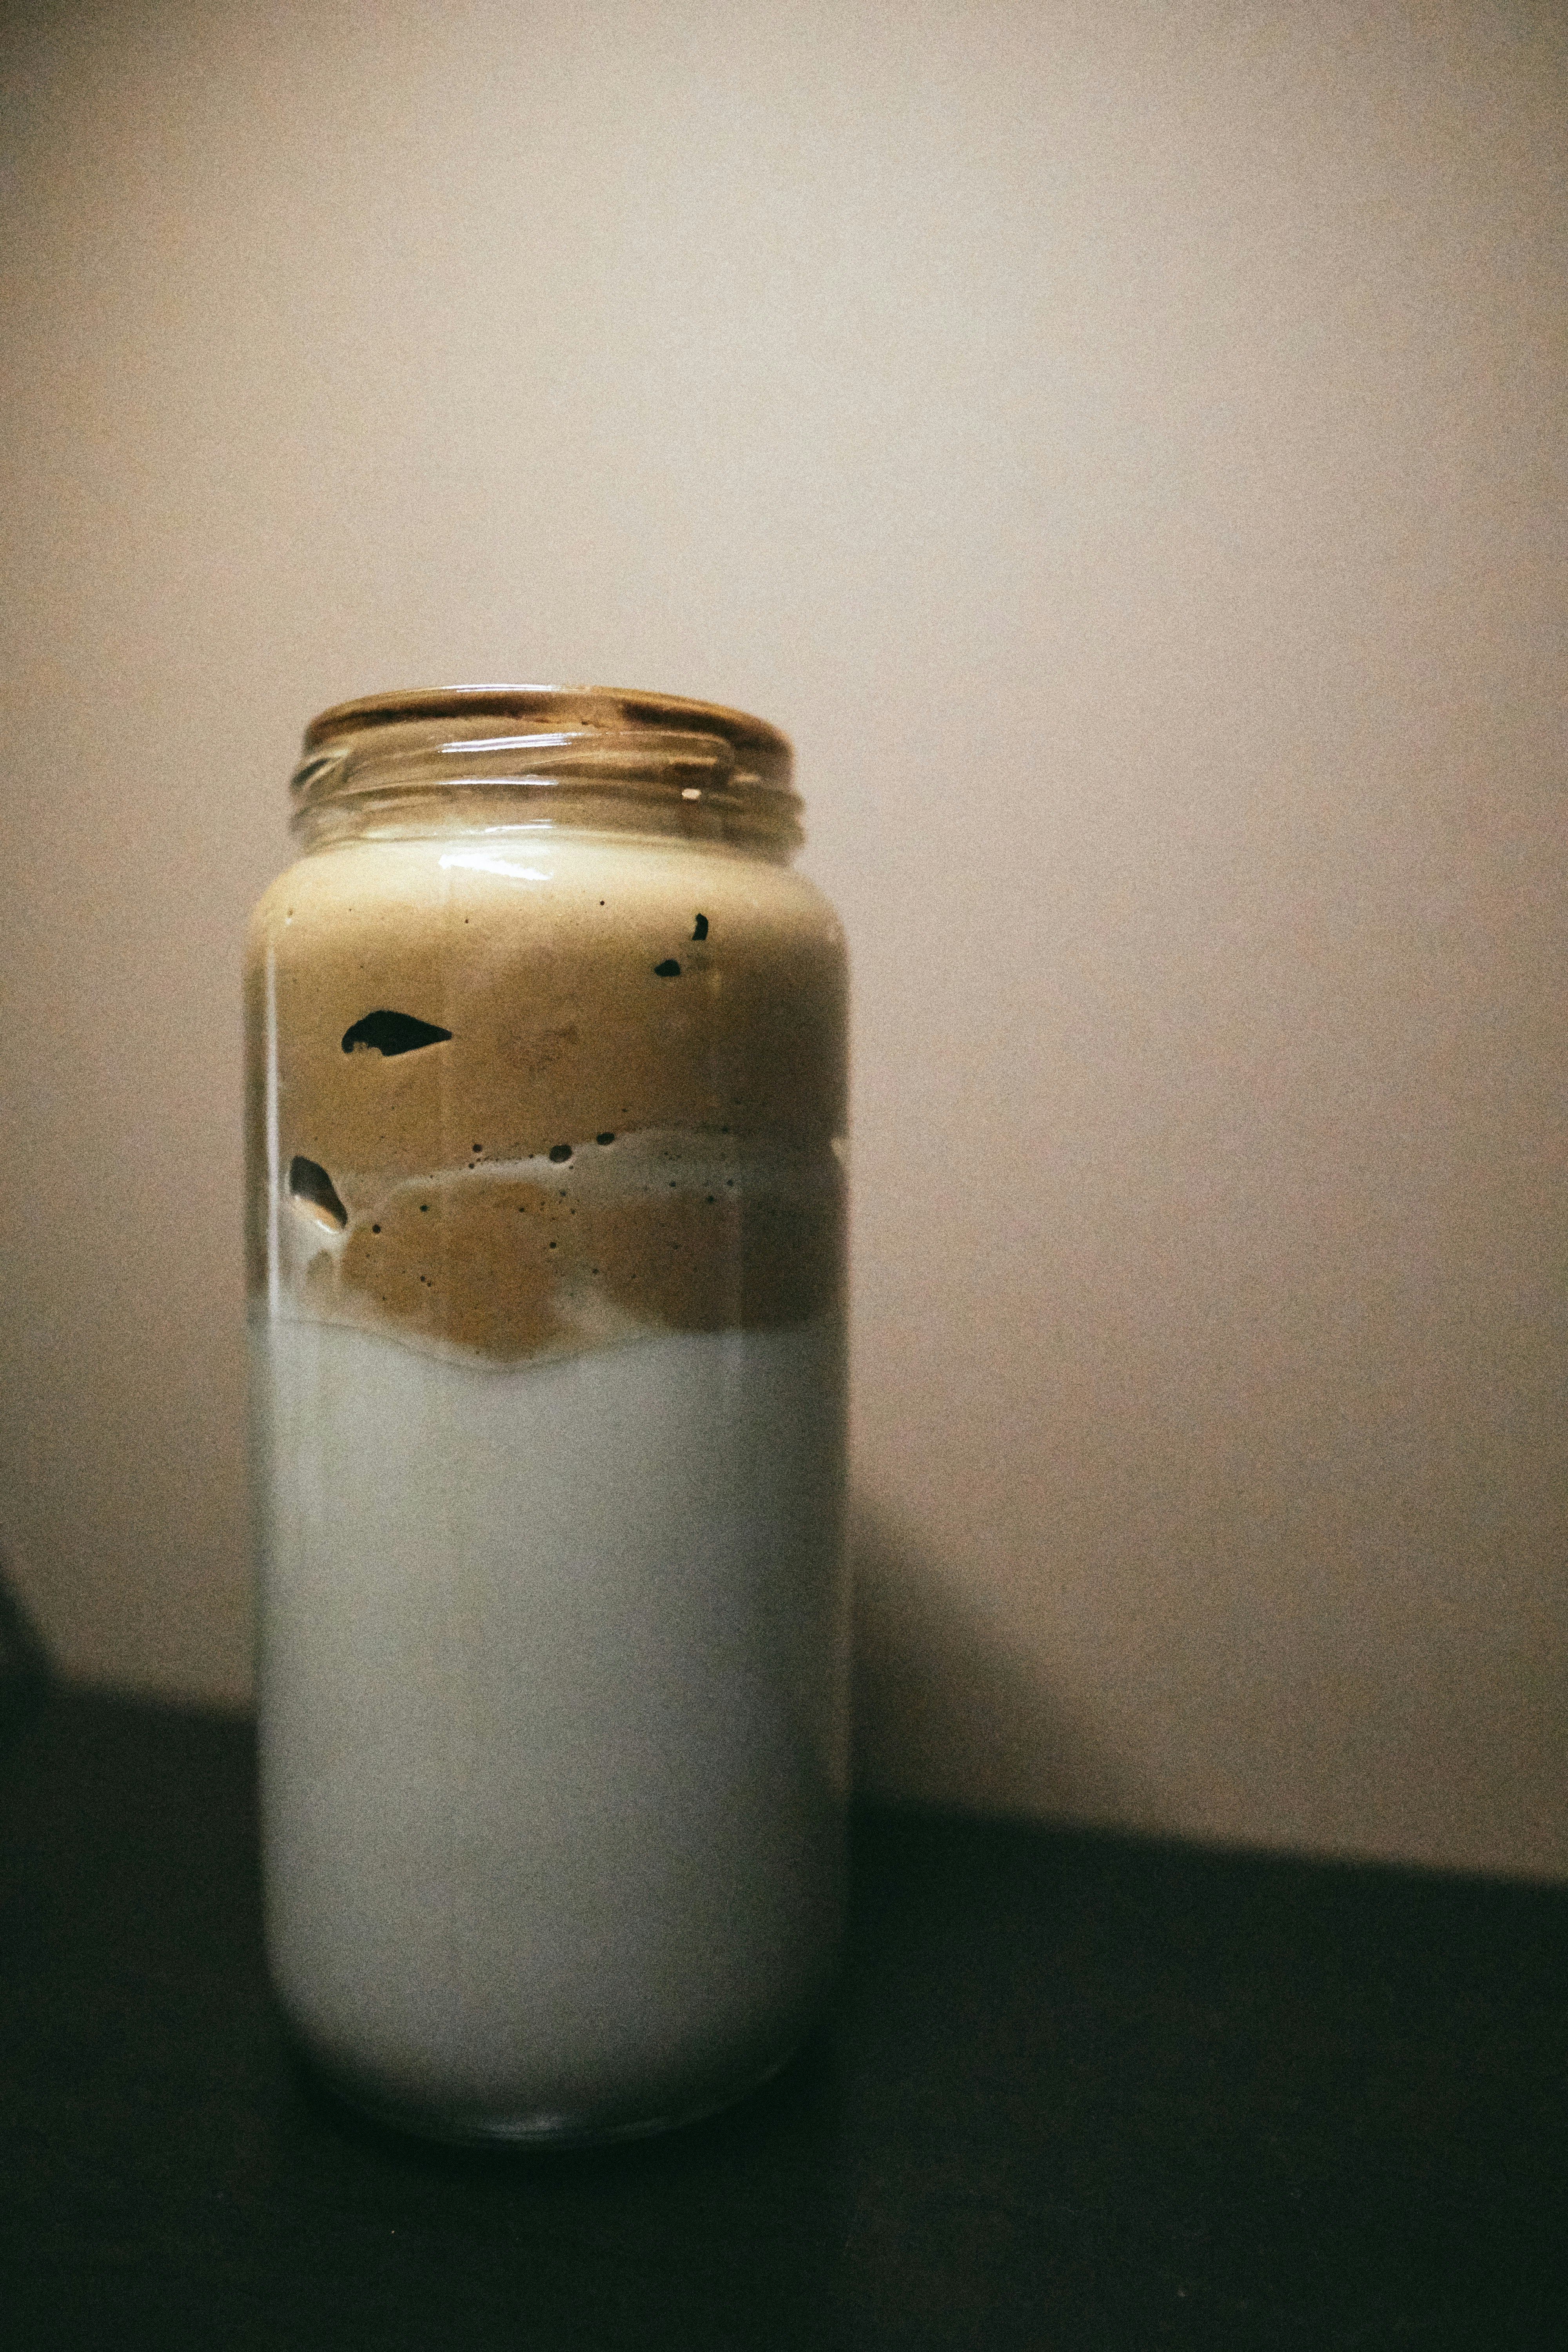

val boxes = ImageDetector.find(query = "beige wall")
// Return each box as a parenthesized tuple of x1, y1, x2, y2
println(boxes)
(2, 0, 1563, 1875)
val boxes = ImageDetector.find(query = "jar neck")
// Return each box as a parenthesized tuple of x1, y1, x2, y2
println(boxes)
(289, 686, 802, 857)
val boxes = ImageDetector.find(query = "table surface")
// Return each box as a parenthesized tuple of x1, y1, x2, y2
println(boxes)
(2, 1684, 1564, 2351)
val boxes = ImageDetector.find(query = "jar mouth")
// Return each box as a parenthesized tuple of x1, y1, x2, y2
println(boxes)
(292, 684, 799, 847)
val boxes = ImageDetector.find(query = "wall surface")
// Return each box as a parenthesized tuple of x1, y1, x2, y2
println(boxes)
(2, 0, 1563, 1874)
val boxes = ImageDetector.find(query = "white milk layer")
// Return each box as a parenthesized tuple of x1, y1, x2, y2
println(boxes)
(252, 1312, 847, 2137)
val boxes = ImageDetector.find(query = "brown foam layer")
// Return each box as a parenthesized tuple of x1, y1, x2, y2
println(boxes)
(246, 831, 847, 1361)
(296, 1163, 842, 1363)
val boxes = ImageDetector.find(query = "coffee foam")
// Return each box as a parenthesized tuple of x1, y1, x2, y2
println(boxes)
(246, 830, 847, 1363)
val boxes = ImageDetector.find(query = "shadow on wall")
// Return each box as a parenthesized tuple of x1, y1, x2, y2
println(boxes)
(0, 1559, 52, 1739)
(850, 1492, 1146, 1829)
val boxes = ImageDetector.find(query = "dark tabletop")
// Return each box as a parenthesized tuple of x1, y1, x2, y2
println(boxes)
(1, 1685, 1564, 2350)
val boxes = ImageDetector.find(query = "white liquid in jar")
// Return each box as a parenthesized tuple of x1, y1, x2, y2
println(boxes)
(252, 1311, 847, 2141)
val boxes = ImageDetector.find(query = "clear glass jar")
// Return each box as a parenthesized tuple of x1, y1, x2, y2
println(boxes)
(244, 686, 848, 2144)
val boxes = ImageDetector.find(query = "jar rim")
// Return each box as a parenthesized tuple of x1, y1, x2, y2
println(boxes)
(291, 684, 800, 849)
(301, 682, 791, 765)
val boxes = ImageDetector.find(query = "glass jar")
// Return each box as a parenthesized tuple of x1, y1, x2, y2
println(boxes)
(244, 685, 848, 2145)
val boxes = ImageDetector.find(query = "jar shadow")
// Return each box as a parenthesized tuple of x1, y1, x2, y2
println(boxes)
(849, 1489, 1148, 1828)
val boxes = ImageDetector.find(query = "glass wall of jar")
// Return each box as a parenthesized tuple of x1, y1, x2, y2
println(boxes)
(245, 686, 848, 2144)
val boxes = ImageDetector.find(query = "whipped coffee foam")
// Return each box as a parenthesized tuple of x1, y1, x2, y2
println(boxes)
(246, 830, 846, 1363)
